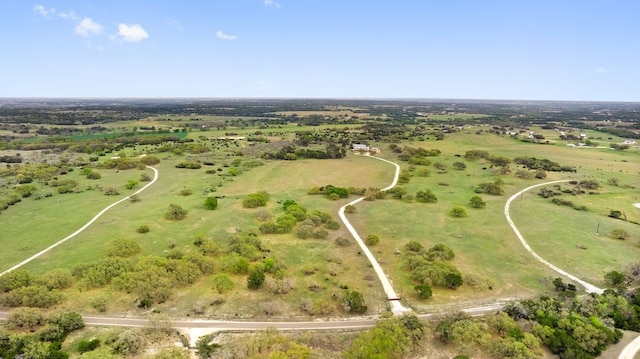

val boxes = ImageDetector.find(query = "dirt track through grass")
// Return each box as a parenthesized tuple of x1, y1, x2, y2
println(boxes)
(0, 166, 159, 276)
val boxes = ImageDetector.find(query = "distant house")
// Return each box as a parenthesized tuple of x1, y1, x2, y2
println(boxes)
(352, 144, 380, 154)
(579, 133, 588, 139)
(352, 144, 370, 151)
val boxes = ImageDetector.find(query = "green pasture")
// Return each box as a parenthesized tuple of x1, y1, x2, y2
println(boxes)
(1, 126, 638, 317)
(346, 131, 639, 309)
(510, 192, 640, 285)
(5, 152, 390, 316)
(0, 167, 150, 271)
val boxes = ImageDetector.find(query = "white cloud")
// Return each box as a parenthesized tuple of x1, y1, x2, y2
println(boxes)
(58, 10, 79, 20)
(264, 0, 282, 8)
(216, 30, 237, 40)
(595, 67, 610, 74)
(117, 24, 149, 42)
(33, 5, 55, 17)
(75, 18, 103, 36)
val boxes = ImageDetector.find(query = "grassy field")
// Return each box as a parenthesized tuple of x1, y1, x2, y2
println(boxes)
(3, 152, 392, 316)
(1, 124, 638, 318)
(346, 130, 639, 310)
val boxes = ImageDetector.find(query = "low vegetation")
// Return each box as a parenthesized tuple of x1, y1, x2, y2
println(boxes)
(0, 99, 638, 358)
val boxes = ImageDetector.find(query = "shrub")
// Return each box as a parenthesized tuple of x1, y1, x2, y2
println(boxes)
(140, 155, 160, 165)
(416, 189, 438, 203)
(415, 284, 432, 299)
(468, 195, 486, 208)
(77, 339, 100, 353)
(449, 206, 468, 218)
(165, 204, 188, 220)
(452, 162, 466, 170)
(86, 171, 101, 179)
(175, 161, 201, 169)
(335, 237, 352, 247)
(204, 197, 218, 210)
(90, 296, 108, 312)
(247, 266, 266, 289)
(137, 225, 150, 234)
(325, 219, 340, 230)
(107, 238, 141, 257)
(242, 191, 270, 208)
(113, 329, 144, 356)
(345, 205, 356, 213)
(179, 188, 192, 196)
(212, 274, 234, 294)
(104, 187, 120, 196)
(125, 179, 139, 190)
(610, 228, 630, 240)
(341, 290, 367, 313)
(365, 234, 380, 246)
(312, 229, 329, 239)
(475, 180, 504, 195)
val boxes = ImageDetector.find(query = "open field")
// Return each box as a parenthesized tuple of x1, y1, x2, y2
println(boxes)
(2, 100, 640, 359)
(1, 152, 393, 316)
(1, 124, 638, 317)
(347, 130, 639, 309)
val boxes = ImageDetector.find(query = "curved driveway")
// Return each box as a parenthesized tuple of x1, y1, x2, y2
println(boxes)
(504, 179, 604, 294)
(0, 166, 159, 277)
(338, 155, 411, 314)
(619, 334, 640, 359)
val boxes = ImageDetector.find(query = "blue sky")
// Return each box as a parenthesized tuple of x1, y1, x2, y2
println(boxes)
(1, 1, 638, 101)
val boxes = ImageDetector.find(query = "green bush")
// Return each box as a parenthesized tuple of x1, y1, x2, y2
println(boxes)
(204, 197, 218, 210)
(242, 191, 270, 208)
(165, 204, 188, 220)
(449, 206, 468, 218)
(137, 225, 150, 234)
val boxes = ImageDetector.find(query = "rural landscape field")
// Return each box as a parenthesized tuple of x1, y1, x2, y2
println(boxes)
(0, 98, 638, 358)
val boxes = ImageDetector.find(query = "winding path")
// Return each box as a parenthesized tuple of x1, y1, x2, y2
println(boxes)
(619, 334, 640, 359)
(504, 180, 604, 294)
(0, 166, 159, 277)
(338, 155, 411, 315)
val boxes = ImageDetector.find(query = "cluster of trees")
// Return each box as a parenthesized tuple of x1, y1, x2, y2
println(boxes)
(403, 242, 463, 291)
(261, 144, 347, 160)
(345, 315, 425, 358)
(475, 179, 505, 195)
(0, 308, 84, 359)
(464, 149, 490, 161)
(437, 311, 542, 358)
(175, 161, 202, 169)
(504, 295, 623, 359)
(514, 156, 576, 172)
(391, 144, 442, 163)
(0, 269, 70, 308)
(259, 200, 339, 237)
(308, 184, 350, 200)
